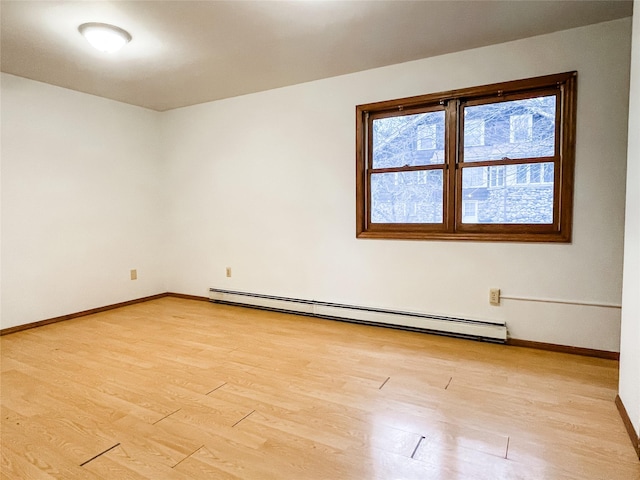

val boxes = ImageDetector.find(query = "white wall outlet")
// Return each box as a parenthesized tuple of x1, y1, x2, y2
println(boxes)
(489, 288, 500, 306)
(130, 269, 137, 280)
(226, 267, 232, 278)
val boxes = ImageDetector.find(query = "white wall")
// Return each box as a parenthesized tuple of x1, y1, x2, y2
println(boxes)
(619, 1, 640, 438)
(0, 74, 166, 329)
(162, 19, 632, 352)
(1, 19, 632, 353)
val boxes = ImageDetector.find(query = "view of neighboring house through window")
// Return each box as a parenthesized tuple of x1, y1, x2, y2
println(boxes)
(356, 72, 577, 241)
(461, 95, 557, 225)
(369, 109, 445, 224)
(416, 123, 437, 150)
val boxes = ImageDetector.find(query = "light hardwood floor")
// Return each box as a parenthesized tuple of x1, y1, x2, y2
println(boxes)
(1, 297, 638, 479)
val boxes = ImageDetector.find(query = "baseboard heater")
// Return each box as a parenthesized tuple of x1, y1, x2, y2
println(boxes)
(209, 288, 507, 343)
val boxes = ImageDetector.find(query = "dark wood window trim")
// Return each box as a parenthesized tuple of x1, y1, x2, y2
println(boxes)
(356, 72, 577, 242)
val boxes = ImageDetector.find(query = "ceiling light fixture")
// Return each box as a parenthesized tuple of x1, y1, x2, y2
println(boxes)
(78, 22, 131, 53)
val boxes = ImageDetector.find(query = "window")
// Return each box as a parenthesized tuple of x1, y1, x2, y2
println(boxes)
(462, 200, 479, 223)
(417, 124, 437, 150)
(516, 164, 530, 184)
(510, 114, 533, 143)
(489, 166, 505, 188)
(356, 72, 577, 242)
(511, 163, 554, 185)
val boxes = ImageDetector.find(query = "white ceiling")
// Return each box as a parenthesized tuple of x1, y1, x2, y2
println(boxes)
(0, 1, 633, 111)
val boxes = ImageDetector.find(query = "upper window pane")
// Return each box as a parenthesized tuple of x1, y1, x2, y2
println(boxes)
(372, 111, 445, 168)
(463, 95, 556, 162)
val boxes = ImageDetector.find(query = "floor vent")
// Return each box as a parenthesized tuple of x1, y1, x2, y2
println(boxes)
(209, 288, 507, 343)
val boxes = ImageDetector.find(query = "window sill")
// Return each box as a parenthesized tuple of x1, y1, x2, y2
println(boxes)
(356, 230, 571, 243)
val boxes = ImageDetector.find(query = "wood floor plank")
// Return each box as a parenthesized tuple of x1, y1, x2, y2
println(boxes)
(1, 422, 104, 479)
(1, 445, 59, 480)
(2, 296, 638, 479)
(172, 447, 246, 479)
(84, 443, 194, 480)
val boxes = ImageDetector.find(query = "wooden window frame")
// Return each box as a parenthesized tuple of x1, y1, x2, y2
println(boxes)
(356, 72, 577, 242)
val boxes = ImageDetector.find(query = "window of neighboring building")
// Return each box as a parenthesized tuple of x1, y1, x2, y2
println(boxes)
(356, 71, 577, 242)
(516, 164, 530, 184)
(510, 114, 533, 143)
(512, 163, 554, 185)
(489, 166, 505, 188)
(462, 200, 479, 223)
(416, 123, 437, 150)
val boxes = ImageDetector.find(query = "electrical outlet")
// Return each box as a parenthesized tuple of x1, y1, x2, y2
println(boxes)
(130, 269, 137, 280)
(226, 267, 232, 278)
(489, 288, 500, 306)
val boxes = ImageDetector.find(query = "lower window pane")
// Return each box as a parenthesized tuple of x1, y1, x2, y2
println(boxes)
(371, 171, 443, 223)
(461, 163, 554, 224)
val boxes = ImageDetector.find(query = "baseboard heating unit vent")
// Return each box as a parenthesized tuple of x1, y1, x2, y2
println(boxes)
(209, 288, 507, 342)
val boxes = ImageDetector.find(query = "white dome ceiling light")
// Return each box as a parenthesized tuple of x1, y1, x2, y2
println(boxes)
(78, 22, 132, 53)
